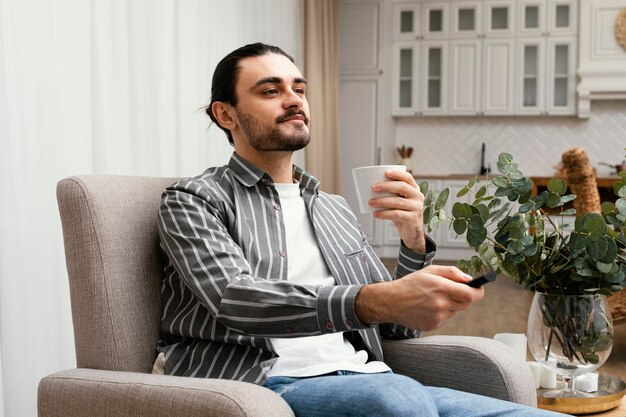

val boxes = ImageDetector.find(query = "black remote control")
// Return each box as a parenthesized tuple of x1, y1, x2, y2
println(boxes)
(466, 271, 497, 288)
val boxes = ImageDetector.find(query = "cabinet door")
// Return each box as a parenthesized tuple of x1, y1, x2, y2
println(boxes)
(392, 42, 420, 116)
(339, 78, 380, 243)
(547, 0, 577, 36)
(517, 0, 546, 36)
(393, 3, 421, 40)
(484, 0, 515, 37)
(421, 41, 448, 115)
(422, 2, 449, 39)
(482, 38, 515, 114)
(546, 36, 576, 115)
(449, 39, 482, 115)
(516, 37, 546, 115)
(339, 0, 381, 74)
(451, 1, 482, 38)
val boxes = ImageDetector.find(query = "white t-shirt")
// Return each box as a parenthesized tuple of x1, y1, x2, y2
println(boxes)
(266, 182, 390, 377)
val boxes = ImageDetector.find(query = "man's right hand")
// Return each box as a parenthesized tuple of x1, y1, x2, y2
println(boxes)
(354, 265, 485, 331)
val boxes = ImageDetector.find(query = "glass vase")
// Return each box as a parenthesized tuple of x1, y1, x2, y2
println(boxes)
(527, 293, 613, 398)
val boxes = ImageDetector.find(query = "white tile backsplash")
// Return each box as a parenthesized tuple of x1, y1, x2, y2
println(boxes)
(395, 101, 626, 178)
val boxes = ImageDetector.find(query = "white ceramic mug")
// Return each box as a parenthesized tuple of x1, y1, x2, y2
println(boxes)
(352, 165, 406, 214)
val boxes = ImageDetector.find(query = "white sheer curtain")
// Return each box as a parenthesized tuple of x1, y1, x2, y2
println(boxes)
(0, 1, 301, 416)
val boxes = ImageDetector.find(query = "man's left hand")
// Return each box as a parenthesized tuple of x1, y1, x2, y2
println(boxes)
(368, 169, 426, 253)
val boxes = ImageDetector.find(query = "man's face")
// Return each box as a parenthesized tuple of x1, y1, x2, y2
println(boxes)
(231, 53, 310, 152)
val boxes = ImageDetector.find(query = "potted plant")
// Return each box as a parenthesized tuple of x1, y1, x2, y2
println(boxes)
(421, 152, 626, 397)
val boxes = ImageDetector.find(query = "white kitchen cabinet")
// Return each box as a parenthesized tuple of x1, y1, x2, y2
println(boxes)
(448, 0, 515, 115)
(482, 38, 516, 114)
(518, 0, 577, 36)
(516, 35, 576, 115)
(393, 3, 421, 40)
(339, 0, 382, 75)
(448, 38, 514, 115)
(422, 2, 449, 39)
(422, 41, 449, 114)
(389, 0, 578, 117)
(392, 42, 421, 115)
(515, 0, 577, 115)
(451, 1, 482, 38)
(339, 0, 385, 245)
(484, 0, 516, 37)
(450, 39, 482, 114)
(391, 2, 450, 116)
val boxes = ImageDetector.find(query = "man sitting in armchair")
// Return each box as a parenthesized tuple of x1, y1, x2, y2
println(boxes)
(154, 42, 568, 417)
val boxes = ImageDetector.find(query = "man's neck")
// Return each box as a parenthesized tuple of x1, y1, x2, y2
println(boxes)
(235, 149, 294, 183)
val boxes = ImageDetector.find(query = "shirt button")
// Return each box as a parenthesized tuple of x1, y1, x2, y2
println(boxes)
(273, 204, 280, 211)
(285, 327, 293, 334)
(362, 255, 368, 262)
(262, 179, 271, 186)
(279, 250, 286, 257)
(325, 322, 333, 331)
(346, 319, 354, 327)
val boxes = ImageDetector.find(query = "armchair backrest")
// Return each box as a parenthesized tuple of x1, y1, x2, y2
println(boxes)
(57, 175, 178, 373)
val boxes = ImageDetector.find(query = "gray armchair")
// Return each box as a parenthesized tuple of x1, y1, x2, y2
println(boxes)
(38, 175, 537, 417)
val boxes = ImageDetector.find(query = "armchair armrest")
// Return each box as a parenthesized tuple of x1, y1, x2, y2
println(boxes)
(38, 368, 294, 417)
(382, 335, 536, 407)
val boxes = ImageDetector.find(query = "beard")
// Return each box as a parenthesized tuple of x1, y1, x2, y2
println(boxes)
(236, 109, 311, 152)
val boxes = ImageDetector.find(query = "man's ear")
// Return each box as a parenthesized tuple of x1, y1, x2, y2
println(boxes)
(212, 102, 237, 130)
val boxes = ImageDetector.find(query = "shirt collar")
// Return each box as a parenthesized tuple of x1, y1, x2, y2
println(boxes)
(228, 152, 320, 192)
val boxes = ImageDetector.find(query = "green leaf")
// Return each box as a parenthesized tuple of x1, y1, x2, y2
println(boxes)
(507, 240, 524, 254)
(582, 213, 608, 241)
(492, 176, 509, 188)
(546, 192, 562, 208)
(523, 243, 538, 256)
(601, 201, 616, 216)
(547, 178, 567, 195)
(453, 218, 468, 235)
(561, 208, 576, 215)
(597, 262, 614, 274)
(468, 176, 477, 188)
(475, 185, 486, 199)
(429, 215, 440, 231)
(467, 227, 488, 247)
(476, 204, 490, 223)
(599, 237, 618, 263)
(616, 199, 626, 215)
(519, 201, 533, 213)
(435, 188, 449, 211)
(451, 202, 465, 218)
(456, 186, 470, 198)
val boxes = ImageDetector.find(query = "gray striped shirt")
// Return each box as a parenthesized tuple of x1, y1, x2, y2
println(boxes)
(157, 153, 436, 384)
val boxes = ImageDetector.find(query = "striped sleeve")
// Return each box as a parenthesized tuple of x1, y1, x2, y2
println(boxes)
(158, 182, 368, 338)
(394, 236, 437, 278)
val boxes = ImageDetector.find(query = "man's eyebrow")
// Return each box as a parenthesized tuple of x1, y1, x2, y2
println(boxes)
(253, 76, 308, 88)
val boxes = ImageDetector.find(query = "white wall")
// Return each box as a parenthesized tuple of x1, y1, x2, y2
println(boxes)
(0, 1, 301, 417)
(394, 100, 626, 178)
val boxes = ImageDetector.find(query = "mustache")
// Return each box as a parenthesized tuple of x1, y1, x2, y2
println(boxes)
(276, 110, 309, 124)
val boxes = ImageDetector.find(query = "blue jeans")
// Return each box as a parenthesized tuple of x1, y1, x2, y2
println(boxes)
(264, 371, 570, 417)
